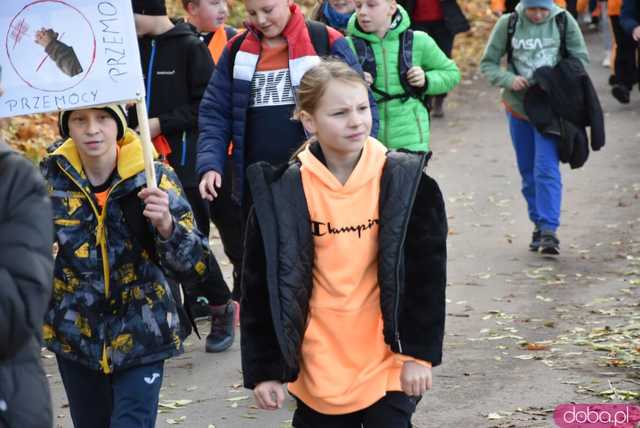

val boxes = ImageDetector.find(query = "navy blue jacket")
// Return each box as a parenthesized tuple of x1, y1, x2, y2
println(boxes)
(621, 0, 640, 35)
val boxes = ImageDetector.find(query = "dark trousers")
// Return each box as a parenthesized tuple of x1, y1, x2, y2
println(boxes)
(611, 15, 640, 90)
(292, 392, 419, 428)
(183, 186, 232, 306)
(56, 357, 164, 428)
(209, 158, 244, 301)
(412, 20, 454, 101)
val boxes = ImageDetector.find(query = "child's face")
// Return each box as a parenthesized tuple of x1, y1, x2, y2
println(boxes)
(188, 0, 229, 32)
(244, 0, 292, 39)
(329, 0, 356, 15)
(524, 7, 550, 24)
(300, 80, 371, 156)
(355, 0, 396, 38)
(68, 109, 118, 160)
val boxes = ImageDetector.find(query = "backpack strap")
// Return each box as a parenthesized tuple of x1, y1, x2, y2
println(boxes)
(506, 12, 518, 67)
(352, 37, 377, 84)
(556, 12, 568, 59)
(398, 29, 422, 99)
(224, 26, 238, 40)
(227, 30, 250, 78)
(306, 20, 330, 57)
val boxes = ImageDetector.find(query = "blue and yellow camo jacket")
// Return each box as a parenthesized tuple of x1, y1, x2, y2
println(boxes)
(41, 129, 209, 373)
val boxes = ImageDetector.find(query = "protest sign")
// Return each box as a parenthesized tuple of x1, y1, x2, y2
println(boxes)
(1, 0, 156, 186)
(1, 0, 145, 117)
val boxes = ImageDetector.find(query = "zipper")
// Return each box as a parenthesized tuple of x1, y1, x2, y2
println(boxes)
(180, 132, 187, 166)
(414, 106, 424, 146)
(381, 44, 390, 144)
(392, 153, 427, 353)
(57, 161, 125, 373)
(145, 39, 157, 109)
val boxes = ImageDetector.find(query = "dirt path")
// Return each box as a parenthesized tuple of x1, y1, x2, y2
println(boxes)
(46, 30, 640, 428)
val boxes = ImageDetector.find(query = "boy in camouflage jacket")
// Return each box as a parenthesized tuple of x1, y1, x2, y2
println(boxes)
(41, 104, 210, 428)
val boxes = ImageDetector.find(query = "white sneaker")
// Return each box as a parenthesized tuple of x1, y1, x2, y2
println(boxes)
(602, 54, 611, 68)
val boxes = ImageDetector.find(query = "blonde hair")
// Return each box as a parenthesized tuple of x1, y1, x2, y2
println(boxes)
(290, 59, 366, 159)
(294, 58, 366, 120)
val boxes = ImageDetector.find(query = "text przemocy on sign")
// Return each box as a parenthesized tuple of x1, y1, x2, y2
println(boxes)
(0, 0, 145, 118)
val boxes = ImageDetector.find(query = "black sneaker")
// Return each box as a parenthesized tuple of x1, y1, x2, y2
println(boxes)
(539, 231, 560, 255)
(205, 301, 237, 353)
(190, 297, 212, 322)
(612, 84, 630, 104)
(529, 228, 541, 252)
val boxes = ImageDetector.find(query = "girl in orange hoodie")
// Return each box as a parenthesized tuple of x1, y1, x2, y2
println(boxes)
(240, 59, 448, 427)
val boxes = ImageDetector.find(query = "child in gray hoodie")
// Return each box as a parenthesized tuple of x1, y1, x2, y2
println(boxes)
(480, 0, 588, 255)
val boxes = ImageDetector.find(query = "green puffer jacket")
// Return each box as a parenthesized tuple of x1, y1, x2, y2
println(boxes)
(346, 6, 461, 151)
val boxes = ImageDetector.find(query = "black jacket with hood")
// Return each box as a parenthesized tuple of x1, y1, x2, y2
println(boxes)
(524, 57, 605, 169)
(129, 22, 214, 188)
(0, 142, 53, 428)
(240, 145, 448, 389)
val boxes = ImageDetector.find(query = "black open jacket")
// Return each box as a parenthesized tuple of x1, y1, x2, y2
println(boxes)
(0, 142, 53, 428)
(524, 57, 605, 169)
(240, 144, 447, 389)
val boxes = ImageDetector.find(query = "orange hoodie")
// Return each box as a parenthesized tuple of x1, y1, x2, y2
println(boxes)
(288, 138, 429, 415)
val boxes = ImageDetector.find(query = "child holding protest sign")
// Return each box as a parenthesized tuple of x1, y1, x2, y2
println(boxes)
(241, 59, 447, 426)
(130, 0, 239, 353)
(41, 104, 210, 428)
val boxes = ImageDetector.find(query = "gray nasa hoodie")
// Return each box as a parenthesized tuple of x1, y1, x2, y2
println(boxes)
(479, 3, 589, 117)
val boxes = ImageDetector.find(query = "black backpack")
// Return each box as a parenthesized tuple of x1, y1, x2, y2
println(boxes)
(227, 20, 331, 76)
(505, 11, 569, 75)
(351, 30, 430, 110)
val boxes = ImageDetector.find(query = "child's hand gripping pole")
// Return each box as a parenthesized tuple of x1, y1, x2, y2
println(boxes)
(135, 98, 157, 189)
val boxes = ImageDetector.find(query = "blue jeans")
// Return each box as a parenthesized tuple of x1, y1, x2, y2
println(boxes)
(56, 356, 164, 428)
(507, 112, 562, 232)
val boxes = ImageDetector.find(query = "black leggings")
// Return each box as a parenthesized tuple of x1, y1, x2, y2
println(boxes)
(292, 392, 419, 428)
(611, 15, 640, 90)
(182, 186, 232, 306)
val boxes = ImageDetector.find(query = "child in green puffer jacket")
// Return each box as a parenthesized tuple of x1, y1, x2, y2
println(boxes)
(346, 0, 460, 152)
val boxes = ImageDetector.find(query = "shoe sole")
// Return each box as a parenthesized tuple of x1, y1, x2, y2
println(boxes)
(539, 247, 559, 255)
(612, 86, 630, 104)
(205, 337, 234, 353)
